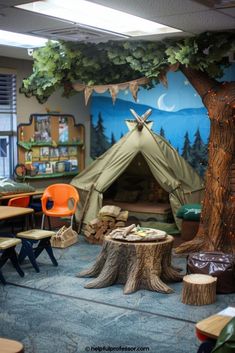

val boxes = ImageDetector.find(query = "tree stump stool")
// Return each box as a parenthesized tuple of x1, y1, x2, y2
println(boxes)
(78, 234, 182, 294)
(0, 337, 24, 353)
(182, 274, 217, 305)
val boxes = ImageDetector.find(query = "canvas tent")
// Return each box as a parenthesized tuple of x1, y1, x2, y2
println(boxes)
(71, 122, 204, 229)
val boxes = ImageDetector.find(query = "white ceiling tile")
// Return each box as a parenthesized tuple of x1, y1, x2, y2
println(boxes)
(0, 7, 74, 33)
(156, 10, 235, 32)
(89, 0, 209, 18)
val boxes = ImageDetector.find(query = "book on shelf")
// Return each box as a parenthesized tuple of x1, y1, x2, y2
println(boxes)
(40, 147, 50, 160)
(59, 116, 69, 143)
(50, 147, 59, 160)
(34, 115, 52, 142)
(32, 147, 40, 161)
(68, 146, 77, 156)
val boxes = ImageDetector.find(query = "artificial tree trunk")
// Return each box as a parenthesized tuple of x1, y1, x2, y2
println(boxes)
(175, 67, 235, 254)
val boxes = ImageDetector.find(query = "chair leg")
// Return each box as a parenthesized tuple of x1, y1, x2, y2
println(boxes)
(39, 238, 58, 266)
(19, 239, 40, 273)
(41, 214, 45, 229)
(47, 216, 52, 230)
(8, 247, 24, 277)
(73, 216, 78, 232)
(70, 215, 74, 228)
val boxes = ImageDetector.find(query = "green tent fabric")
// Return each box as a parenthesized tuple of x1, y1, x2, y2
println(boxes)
(212, 317, 235, 353)
(71, 123, 204, 229)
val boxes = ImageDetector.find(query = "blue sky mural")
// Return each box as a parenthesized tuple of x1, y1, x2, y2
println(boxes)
(90, 64, 235, 175)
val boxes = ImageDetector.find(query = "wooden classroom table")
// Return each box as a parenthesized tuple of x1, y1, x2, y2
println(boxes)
(196, 314, 233, 339)
(78, 234, 183, 294)
(0, 206, 34, 221)
(0, 189, 44, 203)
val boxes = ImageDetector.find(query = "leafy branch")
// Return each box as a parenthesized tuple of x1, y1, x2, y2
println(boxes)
(20, 32, 235, 103)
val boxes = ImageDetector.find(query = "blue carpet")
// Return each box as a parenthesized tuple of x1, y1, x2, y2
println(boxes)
(0, 236, 235, 353)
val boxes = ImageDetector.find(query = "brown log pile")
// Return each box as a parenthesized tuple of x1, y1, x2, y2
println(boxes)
(84, 205, 129, 244)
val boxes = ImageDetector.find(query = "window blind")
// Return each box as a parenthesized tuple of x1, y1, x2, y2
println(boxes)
(0, 73, 16, 131)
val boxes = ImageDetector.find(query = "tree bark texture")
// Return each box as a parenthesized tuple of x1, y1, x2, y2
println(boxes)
(175, 67, 235, 254)
(182, 274, 217, 305)
(78, 235, 182, 294)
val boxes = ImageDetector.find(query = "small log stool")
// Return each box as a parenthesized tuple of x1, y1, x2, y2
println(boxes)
(0, 338, 24, 353)
(0, 238, 24, 285)
(16, 229, 58, 272)
(182, 274, 217, 305)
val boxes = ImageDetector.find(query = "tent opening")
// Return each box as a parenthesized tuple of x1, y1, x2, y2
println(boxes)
(103, 153, 174, 225)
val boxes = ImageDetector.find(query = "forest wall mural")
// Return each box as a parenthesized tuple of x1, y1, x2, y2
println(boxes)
(90, 64, 235, 177)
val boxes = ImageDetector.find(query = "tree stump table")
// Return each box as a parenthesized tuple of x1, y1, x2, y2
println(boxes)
(78, 234, 183, 294)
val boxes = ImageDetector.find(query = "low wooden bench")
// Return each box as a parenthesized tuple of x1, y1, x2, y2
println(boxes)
(0, 238, 24, 284)
(0, 337, 24, 353)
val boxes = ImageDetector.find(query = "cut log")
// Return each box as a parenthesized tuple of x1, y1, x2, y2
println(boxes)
(99, 215, 116, 222)
(116, 210, 129, 222)
(99, 205, 121, 218)
(114, 221, 126, 228)
(78, 235, 182, 294)
(85, 224, 96, 234)
(182, 274, 217, 305)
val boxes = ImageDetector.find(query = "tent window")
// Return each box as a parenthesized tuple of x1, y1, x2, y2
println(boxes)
(0, 73, 17, 178)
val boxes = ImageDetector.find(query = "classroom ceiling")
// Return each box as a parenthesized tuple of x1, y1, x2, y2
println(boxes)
(0, 0, 234, 60)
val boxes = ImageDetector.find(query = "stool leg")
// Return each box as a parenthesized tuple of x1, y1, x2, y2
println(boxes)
(0, 269, 6, 284)
(8, 247, 24, 278)
(0, 251, 7, 284)
(39, 238, 58, 266)
(34, 242, 45, 259)
(0, 251, 10, 268)
(19, 239, 40, 273)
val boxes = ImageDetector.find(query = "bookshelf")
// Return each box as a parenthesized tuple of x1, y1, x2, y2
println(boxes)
(17, 114, 85, 180)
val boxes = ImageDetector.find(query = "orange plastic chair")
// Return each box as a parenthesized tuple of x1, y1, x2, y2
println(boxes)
(8, 196, 31, 232)
(8, 196, 30, 207)
(41, 184, 79, 230)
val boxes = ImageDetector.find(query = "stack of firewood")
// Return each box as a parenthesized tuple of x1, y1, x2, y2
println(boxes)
(84, 205, 129, 244)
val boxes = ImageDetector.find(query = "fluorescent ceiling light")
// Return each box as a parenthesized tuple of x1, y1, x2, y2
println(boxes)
(16, 0, 182, 37)
(0, 30, 48, 48)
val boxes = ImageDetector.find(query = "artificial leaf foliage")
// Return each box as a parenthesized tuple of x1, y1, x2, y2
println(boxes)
(20, 32, 235, 103)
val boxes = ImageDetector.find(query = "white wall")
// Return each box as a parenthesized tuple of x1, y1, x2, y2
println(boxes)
(0, 56, 91, 164)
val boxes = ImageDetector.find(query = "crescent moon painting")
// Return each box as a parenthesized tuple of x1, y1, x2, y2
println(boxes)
(157, 93, 175, 111)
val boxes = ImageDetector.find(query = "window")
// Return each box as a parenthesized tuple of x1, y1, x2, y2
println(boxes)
(0, 73, 17, 178)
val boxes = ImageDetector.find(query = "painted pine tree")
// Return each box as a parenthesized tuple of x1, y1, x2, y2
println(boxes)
(159, 127, 165, 138)
(181, 131, 192, 163)
(90, 115, 98, 159)
(191, 128, 207, 176)
(111, 132, 116, 145)
(95, 112, 110, 157)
